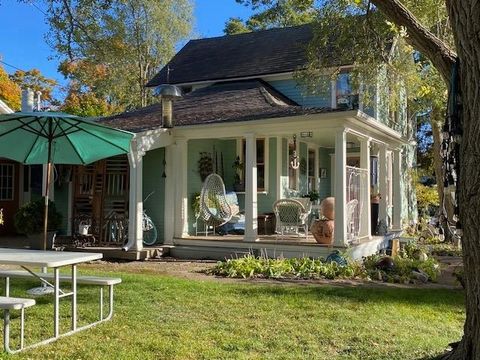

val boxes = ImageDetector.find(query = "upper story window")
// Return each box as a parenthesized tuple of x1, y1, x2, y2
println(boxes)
(336, 72, 359, 110)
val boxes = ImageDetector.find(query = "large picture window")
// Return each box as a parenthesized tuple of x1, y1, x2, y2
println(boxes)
(242, 138, 266, 191)
(0, 164, 14, 201)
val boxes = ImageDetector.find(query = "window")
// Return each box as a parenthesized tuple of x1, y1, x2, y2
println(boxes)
(336, 72, 359, 110)
(0, 164, 14, 201)
(288, 140, 298, 190)
(242, 138, 266, 191)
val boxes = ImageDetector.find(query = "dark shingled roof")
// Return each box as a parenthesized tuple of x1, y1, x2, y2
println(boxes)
(99, 80, 335, 133)
(147, 24, 315, 87)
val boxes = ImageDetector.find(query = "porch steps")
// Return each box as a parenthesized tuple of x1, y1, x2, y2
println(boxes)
(63, 245, 174, 261)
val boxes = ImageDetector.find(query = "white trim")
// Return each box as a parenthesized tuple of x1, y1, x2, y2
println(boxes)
(164, 145, 175, 245)
(0, 100, 13, 114)
(276, 136, 283, 200)
(174, 138, 189, 238)
(237, 137, 269, 193)
(333, 128, 347, 246)
(392, 149, 402, 229)
(244, 133, 258, 242)
(359, 137, 371, 238)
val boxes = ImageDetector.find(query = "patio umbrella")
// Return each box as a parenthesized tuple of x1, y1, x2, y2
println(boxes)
(0, 112, 134, 250)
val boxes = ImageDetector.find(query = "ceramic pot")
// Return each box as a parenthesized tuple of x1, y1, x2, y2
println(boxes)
(320, 197, 335, 220)
(311, 219, 334, 245)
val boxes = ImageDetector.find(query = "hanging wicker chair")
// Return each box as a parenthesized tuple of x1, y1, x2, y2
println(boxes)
(199, 174, 233, 227)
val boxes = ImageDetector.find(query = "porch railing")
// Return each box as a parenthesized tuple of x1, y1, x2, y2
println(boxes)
(346, 166, 369, 243)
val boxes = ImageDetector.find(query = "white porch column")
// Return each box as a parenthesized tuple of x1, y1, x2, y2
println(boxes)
(174, 139, 189, 238)
(164, 145, 175, 245)
(334, 128, 347, 246)
(276, 136, 283, 201)
(378, 144, 388, 227)
(392, 149, 402, 229)
(127, 143, 144, 251)
(359, 137, 371, 238)
(244, 133, 258, 242)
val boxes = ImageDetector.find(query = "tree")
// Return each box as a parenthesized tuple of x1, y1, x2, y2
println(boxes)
(330, 1, 474, 358)
(44, 0, 192, 112)
(224, 0, 318, 34)
(0, 64, 21, 110)
(10, 68, 57, 104)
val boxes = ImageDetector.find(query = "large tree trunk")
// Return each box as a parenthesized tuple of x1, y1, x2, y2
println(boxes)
(442, 2, 480, 358)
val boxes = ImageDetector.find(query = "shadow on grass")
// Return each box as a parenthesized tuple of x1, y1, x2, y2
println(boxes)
(229, 282, 464, 307)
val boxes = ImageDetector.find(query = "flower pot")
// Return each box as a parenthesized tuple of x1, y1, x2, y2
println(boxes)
(311, 219, 334, 245)
(27, 232, 56, 250)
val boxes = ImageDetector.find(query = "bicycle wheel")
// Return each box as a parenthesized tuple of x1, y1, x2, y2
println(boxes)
(143, 217, 158, 246)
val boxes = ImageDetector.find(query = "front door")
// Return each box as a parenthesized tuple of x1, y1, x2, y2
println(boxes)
(0, 160, 20, 235)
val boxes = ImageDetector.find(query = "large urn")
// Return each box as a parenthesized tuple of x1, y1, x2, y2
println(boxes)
(311, 219, 334, 245)
(320, 197, 335, 220)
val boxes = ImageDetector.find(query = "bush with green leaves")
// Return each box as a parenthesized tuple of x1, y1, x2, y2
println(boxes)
(14, 198, 62, 235)
(363, 254, 440, 283)
(209, 255, 365, 280)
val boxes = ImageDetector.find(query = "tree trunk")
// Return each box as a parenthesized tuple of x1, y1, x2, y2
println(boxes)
(441, 2, 480, 358)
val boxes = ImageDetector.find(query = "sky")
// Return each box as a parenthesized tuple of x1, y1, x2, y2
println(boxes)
(0, 0, 253, 98)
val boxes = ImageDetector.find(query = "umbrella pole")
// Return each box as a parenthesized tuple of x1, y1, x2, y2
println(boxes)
(43, 162, 51, 251)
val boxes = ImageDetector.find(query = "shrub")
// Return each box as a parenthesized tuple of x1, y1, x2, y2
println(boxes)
(209, 255, 365, 280)
(14, 198, 62, 235)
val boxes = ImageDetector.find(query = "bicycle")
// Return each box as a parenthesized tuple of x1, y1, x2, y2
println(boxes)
(142, 192, 158, 246)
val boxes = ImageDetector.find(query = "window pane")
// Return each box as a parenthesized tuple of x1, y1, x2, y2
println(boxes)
(258, 165, 265, 190)
(308, 149, 315, 177)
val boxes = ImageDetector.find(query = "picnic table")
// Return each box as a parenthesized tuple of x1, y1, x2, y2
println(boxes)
(0, 248, 121, 353)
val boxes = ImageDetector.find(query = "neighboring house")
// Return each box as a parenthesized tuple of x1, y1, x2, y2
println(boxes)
(55, 24, 417, 260)
(0, 95, 44, 236)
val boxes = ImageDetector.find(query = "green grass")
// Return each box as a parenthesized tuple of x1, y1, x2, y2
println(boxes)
(0, 267, 465, 360)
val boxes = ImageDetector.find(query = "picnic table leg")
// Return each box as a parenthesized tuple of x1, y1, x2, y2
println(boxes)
(53, 267, 59, 338)
(71, 264, 77, 331)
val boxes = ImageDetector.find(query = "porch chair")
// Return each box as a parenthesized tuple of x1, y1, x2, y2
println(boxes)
(346, 199, 359, 242)
(199, 174, 233, 228)
(273, 199, 310, 240)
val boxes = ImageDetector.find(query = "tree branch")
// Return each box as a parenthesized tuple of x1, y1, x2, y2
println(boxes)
(371, 0, 457, 84)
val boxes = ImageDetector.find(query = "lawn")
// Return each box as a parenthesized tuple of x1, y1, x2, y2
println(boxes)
(0, 264, 465, 360)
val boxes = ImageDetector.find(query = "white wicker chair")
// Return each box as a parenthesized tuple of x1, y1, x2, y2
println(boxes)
(199, 174, 233, 228)
(273, 199, 310, 240)
(346, 199, 359, 242)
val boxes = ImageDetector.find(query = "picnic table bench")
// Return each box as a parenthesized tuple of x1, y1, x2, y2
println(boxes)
(0, 296, 36, 353)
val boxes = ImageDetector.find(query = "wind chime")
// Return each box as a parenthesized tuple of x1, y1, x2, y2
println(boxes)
(442, 61, 462, 232)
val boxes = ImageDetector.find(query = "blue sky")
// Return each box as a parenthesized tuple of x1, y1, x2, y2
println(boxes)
(0, 0, 252, 97)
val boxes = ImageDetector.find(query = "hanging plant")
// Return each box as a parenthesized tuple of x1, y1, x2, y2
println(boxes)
(198, 152, 214, 182)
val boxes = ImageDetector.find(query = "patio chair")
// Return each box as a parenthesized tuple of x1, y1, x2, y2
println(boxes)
(199, 174, 233, 227)
(346, 199, 359, 242)
(273, 199, 310, 240)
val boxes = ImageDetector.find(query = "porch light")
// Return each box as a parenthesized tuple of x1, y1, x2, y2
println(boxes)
(290, 135, 300, 170)
(154, 84, 183, 128)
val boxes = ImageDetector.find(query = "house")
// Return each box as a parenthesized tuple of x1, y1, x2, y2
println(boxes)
(0, 93, 45, 236)
(55, 24, 417, 260)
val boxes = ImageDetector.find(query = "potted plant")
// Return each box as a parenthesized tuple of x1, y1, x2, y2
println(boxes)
(232, 156, 244, 192)
(14, 198, 62, 250)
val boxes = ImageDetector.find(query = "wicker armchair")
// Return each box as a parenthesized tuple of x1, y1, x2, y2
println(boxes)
(273, 199, 311, 239)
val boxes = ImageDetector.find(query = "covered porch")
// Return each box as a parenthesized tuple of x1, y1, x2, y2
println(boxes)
(125, 110, 407, 259)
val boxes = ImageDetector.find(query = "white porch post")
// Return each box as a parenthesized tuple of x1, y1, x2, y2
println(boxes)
(392, 149, 402, 230)
(244, 133, 258, 242)
(359, 137, 371, 238)
(276, 136, 283, 201)
(164, 145, 175, 245)
(174, 139, 189, 238)
(334, 128, 347, 246)
(127, 143, 144, 251)
(378, 144, 388, 227)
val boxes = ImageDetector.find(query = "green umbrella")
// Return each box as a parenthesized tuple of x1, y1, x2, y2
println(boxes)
(0, 112, 134, 250)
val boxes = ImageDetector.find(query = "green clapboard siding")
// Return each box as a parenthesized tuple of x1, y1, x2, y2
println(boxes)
(299, 142, 308, 195)
(143, 147, 166, 243)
